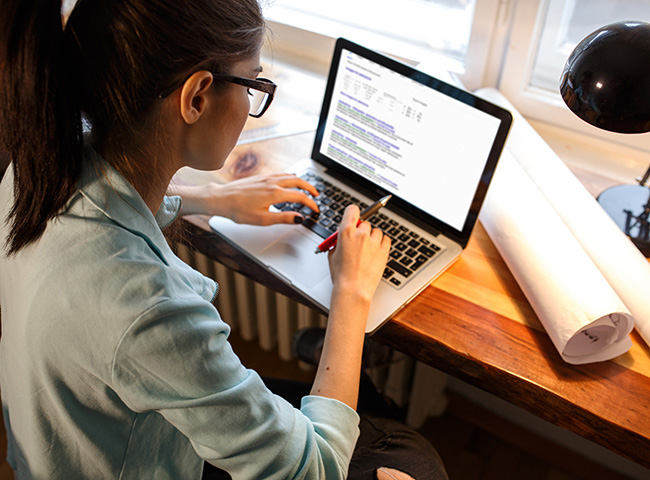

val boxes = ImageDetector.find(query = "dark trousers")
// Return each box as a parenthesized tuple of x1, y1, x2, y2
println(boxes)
(202, 375, 448, 480)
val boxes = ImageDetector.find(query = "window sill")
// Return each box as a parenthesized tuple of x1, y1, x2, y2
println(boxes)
(531, 119, 649, 196)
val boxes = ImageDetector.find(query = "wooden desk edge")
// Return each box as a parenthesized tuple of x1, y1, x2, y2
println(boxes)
(373, 319, 650, 469)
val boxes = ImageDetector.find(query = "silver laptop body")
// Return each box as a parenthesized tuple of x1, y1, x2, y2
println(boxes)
(209, 38, 512, 333)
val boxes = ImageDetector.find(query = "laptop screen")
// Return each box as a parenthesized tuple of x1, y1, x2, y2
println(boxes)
(312, 38, 512, 246)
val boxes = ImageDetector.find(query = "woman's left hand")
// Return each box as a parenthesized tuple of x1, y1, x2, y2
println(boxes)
(169, 173, 320, 226)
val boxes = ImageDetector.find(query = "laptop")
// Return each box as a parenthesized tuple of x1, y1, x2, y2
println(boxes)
(209, 38, 512, 334)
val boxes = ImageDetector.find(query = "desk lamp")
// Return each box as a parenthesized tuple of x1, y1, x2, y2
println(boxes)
(559, 21, 650, 257)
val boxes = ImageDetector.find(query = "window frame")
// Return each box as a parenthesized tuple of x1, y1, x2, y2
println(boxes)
(499, 0, 650, 156)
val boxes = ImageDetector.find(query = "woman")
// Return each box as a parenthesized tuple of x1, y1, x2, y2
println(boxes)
(0, 1, 447, 478)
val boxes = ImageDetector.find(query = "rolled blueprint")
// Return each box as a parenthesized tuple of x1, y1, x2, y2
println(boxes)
(477, 88, 650, 361)
(481, 151, 633, 363)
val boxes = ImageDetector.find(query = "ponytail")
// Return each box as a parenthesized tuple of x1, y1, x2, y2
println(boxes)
(0, 1, 83, 255)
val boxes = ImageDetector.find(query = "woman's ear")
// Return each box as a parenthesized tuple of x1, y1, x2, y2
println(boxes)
(179, 71, 214, 124)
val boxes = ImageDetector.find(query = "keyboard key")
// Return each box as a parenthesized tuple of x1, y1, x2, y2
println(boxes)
(410, 255, 429, 272)
(302, 218, 333, 239)
(405, 248, 418, 258)
(410, 261, 426, 272)
(400, 257, 413, 267)
(418, 245, 436, 258)
(387, 260, 412, 278)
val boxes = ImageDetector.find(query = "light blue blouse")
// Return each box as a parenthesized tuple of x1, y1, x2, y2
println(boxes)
(0, 147, 359, 479)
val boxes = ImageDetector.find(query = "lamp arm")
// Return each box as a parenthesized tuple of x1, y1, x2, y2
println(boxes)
(637, 163, 650, 187)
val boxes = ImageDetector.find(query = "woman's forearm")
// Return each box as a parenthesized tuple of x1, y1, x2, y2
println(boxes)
(167, 183, 224, 216)
(310, 286, 372, 410)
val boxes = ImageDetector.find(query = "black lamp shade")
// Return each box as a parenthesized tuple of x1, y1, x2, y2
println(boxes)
(559, 21, 650, 134)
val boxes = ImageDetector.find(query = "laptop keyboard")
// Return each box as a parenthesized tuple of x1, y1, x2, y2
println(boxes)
(273, 171, 443, 287)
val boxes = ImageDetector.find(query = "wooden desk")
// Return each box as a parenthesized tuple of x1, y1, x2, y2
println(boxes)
(174, 60, 650, 469)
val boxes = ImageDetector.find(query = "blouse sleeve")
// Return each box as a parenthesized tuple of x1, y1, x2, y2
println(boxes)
(111, 296, 359, 479)
(154, 195, 181, 229)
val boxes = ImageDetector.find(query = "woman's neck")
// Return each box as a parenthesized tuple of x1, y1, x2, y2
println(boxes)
(96, 138, 178, 216)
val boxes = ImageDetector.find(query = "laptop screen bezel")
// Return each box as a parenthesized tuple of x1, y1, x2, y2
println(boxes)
(310, 37, 512, 248)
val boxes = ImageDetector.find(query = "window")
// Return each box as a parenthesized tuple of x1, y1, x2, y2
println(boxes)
(266, 0, 650, 162)
(266, 0, 476, 68)
(531, 0, 650, 91)
(500, 0, 650, 154)
(62, 0, 76, 19)
(264, 0, 506, 87)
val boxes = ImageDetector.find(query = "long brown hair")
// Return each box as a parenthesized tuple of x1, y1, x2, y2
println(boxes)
(0, 0, 265, 254)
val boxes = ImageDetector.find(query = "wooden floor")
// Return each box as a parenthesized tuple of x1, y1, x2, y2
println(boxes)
(0, 329, 635, 479)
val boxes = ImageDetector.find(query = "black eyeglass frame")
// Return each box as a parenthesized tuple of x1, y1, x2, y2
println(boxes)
(159, 73, 277, 118)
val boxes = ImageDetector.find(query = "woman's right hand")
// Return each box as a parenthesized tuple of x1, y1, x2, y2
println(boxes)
(327, 205, 391, 304)
(311, 205, 390, 408)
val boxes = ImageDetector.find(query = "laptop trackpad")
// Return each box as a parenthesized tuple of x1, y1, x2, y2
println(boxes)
(259, 229, 331, 289)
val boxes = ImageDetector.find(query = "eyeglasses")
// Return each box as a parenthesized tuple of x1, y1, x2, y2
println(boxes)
(159, 72, 277, 118)
(213, 74, 276, 118)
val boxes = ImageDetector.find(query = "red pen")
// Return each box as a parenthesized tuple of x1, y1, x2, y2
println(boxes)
(314, 194, 392, 254)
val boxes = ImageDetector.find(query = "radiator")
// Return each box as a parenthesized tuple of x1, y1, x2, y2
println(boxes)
(174, 242, 448, 427)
